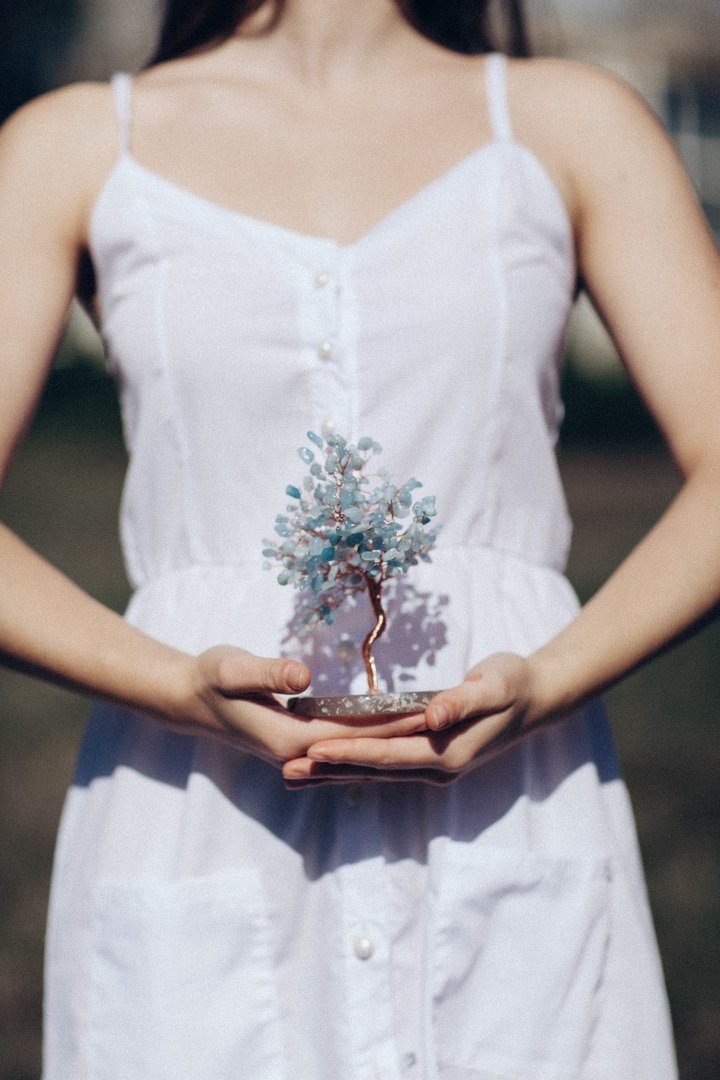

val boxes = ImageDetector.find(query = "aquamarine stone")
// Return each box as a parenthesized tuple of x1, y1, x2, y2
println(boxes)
(285, 484, 301, 499)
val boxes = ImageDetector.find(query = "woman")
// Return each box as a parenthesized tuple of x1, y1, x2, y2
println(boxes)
(2, 0, 715, 1075)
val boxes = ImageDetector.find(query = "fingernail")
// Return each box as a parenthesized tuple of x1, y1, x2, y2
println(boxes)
(307, 749, 329, 761)
(429, 704, 450, 729)
(286, 663, 308, 690)
(284, 765, 306, 778)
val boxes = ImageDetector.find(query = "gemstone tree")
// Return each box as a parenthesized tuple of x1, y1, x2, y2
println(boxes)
(262, 430, 442, 716)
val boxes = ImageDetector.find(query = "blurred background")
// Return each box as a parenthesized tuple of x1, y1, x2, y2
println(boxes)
(1, 1, 719, 1077)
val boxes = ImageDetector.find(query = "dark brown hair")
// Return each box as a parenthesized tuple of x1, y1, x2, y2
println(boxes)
(144, 0, 531, 69)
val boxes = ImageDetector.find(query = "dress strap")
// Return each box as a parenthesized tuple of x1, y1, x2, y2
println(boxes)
(109, 71, 133, 155)
(485, 52, 513, 142)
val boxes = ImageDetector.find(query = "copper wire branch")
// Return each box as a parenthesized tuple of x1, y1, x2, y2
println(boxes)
(361, 573, 387, 693)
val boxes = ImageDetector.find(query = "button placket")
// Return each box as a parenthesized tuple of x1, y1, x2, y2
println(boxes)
(336, 792, 401, 1070)
(303, 255, 350, 440)
(337, 254, 361, 444)
(312, 264, 339, 365)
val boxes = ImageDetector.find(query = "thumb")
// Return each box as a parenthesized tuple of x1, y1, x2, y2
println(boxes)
(426, 657, 516, 731)
(210, 646, 311, 696)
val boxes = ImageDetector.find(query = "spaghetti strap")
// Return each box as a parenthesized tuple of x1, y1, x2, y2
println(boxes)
(109, 71, 133, 156)
(485, 52, 513, 141)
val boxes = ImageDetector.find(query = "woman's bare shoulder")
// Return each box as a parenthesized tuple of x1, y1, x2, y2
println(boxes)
(0, 80, 121, 248)
(507, 53, 664, 133)
(505, 55, 678, 228)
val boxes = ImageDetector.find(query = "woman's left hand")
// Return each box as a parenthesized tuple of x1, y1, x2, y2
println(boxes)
(281, 652, 553, 787)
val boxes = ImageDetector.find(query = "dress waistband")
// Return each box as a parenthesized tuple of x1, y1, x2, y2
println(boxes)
(127, 541, 570, 598)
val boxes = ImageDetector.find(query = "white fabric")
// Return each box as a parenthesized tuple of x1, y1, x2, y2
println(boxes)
(42, 52, 679, 1079)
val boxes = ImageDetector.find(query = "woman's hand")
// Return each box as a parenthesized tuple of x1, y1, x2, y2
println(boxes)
(281, 652, 558, 787)
(173, 644, 430, 769)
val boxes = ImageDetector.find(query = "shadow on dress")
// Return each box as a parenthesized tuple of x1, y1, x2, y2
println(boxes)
(70, 577, 623, 879)
(278, 575, 450, 695)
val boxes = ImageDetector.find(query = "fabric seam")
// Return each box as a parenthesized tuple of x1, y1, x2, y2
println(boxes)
(148, 209, 209, 566)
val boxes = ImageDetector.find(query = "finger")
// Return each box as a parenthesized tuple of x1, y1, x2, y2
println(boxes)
(297, 709, 428, 744)
(425, 669, 514, 731)
(214, 649, 311, 696)
(301, 734, 449, 771)
(282, 758, 387, 780)
(288, 713, 529, 782)
(302, 710, 518, 772)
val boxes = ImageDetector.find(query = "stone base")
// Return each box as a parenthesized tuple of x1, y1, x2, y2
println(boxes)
(286, 690, 441, 718)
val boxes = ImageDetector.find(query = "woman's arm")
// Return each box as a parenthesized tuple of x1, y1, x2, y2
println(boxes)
(0, 86, 198, 723)
(285, 60, 720, 784)
(0, 87, 428, 763)
(523, 60, 720, 723)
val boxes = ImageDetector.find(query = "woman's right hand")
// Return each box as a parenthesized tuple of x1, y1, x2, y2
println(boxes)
(173, 644, 428, 769)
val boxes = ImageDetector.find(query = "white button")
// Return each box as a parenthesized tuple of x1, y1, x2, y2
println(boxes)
(314, 269, 330, 288)
(401, 1052, 417, 1071)
(320, 417, 336, 438)
(317, 340, 333, 361)
(344, 784, 361, 806)
(353, 933, 374, 960)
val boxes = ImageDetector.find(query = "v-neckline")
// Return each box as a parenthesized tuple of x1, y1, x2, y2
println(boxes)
(116, 135, 503, 254)
(92, 50, 574, 263)
(97, 50, 514, 255)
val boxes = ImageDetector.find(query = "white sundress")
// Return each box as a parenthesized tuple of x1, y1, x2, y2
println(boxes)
(41, 51, 680, 1080)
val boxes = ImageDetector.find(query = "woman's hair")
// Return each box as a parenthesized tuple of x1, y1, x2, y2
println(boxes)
(143, 0, 531, 69)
